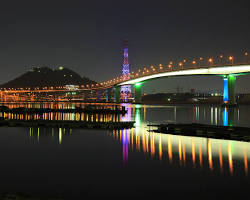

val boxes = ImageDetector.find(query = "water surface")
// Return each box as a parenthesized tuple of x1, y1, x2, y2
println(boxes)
(0, 103, 250, 199)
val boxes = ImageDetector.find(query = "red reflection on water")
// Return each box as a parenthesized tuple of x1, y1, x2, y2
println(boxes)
(192, 141, 196, 166)
(228, 143, 233, 176)
(178, 138, 182, 165)
(168, 136, 173, 163)
(219, 145, 223, 173)
(199, 144, 203, 168)
(244, 149, 248, 176)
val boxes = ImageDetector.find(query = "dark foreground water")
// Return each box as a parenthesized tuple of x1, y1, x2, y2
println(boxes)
(0, 103, 250, 199)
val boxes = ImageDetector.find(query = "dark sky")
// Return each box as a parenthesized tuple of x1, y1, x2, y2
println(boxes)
(1, 0, 250, 93)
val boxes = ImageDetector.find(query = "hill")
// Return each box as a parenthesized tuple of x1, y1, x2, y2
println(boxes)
(0, 66, 96, 89)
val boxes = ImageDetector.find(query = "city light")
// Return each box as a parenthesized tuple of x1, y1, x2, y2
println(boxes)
(208, 58, 213, 65)
(1, 52, 249, 93)
(229, 56, 234, 65)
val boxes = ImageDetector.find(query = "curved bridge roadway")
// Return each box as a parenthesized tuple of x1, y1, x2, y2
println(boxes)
(115, 64, 250, 105)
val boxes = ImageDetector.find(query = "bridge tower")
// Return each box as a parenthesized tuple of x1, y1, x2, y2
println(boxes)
(223, 75, 236, 106)
(120, 39, 131, 102)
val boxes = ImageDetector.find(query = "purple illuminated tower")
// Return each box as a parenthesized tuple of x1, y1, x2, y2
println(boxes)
(120, 39, 131, 101)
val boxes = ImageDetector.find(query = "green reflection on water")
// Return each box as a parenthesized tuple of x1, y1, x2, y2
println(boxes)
(135, 105, 141, 129)
(111, 104, 250, 176)
(15, 102, 250, 176)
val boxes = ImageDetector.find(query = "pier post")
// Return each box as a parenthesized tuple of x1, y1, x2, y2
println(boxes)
(106, 88, 112, 102)
(82, 90, 87, 101)
(223, 75, 236, 106)
(134, 82, 142, 104)
(97, 90, 101, 102)
(115, 86, 120, 103)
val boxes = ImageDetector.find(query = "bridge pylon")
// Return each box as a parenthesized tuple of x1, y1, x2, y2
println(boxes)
(134, 82, 143, 104)
(106, 88, 112, 102)
(115, 86, 120, 103)
(223, 75, 236, 106)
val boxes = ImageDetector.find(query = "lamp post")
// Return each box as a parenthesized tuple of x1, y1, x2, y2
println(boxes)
(199, 57, 203, 67)
(219, 54, 223, 64)
(245, 52, 248, 64)
(229, 56, 234, 65)
(169, 61, 173, 71)
(192, 60, 197, 68)
(208, 58, 213, 66)
(178, 62, 183, 70)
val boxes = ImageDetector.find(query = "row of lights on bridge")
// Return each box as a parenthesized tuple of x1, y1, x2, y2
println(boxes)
(100, 52, 249, 86)
(0, 52, 249, 91)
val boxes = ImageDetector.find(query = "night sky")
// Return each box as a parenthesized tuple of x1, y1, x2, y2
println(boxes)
(1, 0, 250, 93)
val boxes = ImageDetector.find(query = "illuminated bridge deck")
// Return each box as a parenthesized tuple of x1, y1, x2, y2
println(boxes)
(118, 64, 250, 86)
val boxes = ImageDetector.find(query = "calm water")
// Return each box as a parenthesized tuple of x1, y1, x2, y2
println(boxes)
(0, 103, 250, 199)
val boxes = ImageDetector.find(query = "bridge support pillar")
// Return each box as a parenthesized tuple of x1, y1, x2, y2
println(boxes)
(97, 90, 102, 102)
(82, 90, 87, 101)
(223, 75, 236, 106)
(134, 83, 142, 104)
(106, 88, 112, 102)
(115, 86, 120, 103)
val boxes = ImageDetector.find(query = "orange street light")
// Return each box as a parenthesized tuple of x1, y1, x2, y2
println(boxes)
(178, 62, 183, 69)
(219, 54, 224, 64)
(192, 60, 196, 67)
(229, 56, 234, 65)
(208, 58, 213, 66)
(244, 52, 248, 63)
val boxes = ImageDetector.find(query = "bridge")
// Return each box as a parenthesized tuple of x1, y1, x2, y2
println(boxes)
(113, 63, 250, 105)
(1, 53, 250, 105)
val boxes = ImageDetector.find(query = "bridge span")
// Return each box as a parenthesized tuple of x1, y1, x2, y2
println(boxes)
(113, 64, 250, 105)
(118, 64, 250, 85)
(1, 64, 250, 105)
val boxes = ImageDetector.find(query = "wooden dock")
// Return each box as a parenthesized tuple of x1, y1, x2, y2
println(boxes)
(150, 123, 250, 142)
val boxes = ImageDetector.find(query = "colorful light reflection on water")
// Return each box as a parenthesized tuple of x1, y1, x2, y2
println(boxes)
(1, 102, 249, 176)
(115, 103, 250, 176)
